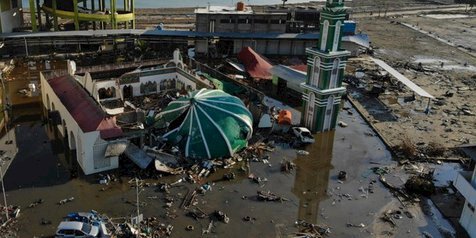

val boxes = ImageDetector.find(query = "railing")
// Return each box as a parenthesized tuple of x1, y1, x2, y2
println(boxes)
(454, 171, 476, 207)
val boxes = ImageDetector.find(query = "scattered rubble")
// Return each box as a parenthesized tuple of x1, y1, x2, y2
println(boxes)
(257, 190, 289, 202)
(405, 173, 436, 196)
(338, 171, 347, 181)
(281, 160, 296, 173)
(294, 220, 331, 238)
(58, 197, 75, 205)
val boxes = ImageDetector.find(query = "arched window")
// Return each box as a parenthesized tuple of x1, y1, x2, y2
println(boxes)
(311, 57, 320, 87)
(320, 20, 329, 51)
(306, 93, 316, 130)
(323, 95, 335, 131)
(330, 59, 340, 88)
(332, 21, 342, 52)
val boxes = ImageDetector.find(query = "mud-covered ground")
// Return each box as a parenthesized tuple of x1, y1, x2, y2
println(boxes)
(0, 101, 459, 238)
(347, 12, 476, 152)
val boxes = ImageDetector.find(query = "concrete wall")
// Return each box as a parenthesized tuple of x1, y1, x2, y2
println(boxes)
(118, 69, 197, 97)
(94, 80, 121, 101)
(460, 201, 476, 238)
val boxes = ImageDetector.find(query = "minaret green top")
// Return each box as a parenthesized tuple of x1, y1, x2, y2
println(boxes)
(326, 0, 345, 8)
(317, 0, 347, 52)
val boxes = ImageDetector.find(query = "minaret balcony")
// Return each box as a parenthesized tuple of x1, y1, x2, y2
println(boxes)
(306, 47, 351, 59)
(300, 83, 346, 96)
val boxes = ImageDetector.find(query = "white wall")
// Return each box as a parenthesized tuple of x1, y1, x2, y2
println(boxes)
(0, 7, 22, 33)
(119, 70, 197, 98)
(78, 131, 119, 175)
(94, 80, 121, 101)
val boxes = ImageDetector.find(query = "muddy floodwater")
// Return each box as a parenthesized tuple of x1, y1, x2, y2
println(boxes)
(3, 102, 455, 237)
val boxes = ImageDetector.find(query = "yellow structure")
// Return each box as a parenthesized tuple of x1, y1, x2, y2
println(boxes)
(29, 0, 135, 31)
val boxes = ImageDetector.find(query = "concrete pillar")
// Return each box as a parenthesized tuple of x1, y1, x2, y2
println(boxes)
(52, 0, 58, 31)
(98, 0, 104, 29)
(0, 2, 3, 33)
(123, 0, 128, 29)
(35, 0, 42, 30)
(110, 0, 115, 29)
(92, 0, 96, 30)
(131, 0, 135, 29)
(29, 0, 38, 32)
(73, 0, 79, 30)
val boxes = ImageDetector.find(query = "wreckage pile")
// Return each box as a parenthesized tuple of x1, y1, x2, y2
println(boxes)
(294, 220, 331, 238)
(0, 205, 20, 238)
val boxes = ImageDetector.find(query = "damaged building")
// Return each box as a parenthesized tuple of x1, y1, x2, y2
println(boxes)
(40, 50, 212, 175)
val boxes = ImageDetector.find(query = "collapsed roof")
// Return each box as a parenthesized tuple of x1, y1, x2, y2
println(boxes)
(157, 89, 253, 160)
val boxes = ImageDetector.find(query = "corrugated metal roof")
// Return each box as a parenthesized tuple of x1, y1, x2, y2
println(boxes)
(48, 75, 123, 138)
(124, 143, 153, 169)
(371, 58, 434, 99)
(0, 29, 369, 47)
(269, 65, 307, 83)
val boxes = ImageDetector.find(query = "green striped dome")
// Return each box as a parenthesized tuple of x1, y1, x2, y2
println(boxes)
(159, 89, 253, 160)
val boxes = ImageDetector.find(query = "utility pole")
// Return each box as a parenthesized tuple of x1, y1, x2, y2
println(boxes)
(134, 177, 142, 238)
(0, 164, 8, 221)
(135, 178, 140, 221)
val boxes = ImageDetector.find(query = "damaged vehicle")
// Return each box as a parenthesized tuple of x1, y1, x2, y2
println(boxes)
(292, 127, 315, 144)
(55, 221, 100, 238)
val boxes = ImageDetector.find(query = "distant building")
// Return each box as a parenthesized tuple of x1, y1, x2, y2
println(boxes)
(195, 3, 288, 34)
(194, 2, 367, 57)
(40, 50, 207, 175)
(454, 145, 476, 238)
(0, 0, 22, 33)
(195, 2, 344, 34)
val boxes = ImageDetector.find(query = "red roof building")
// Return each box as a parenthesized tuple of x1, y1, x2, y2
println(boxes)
(237, 47, 273, 80)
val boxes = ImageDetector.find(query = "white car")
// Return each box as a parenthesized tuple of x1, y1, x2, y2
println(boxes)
(292, 127, 315, 144)
(55, 221, 99, 237)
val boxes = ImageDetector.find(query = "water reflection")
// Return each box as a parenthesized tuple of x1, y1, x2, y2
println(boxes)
(292, 131, 335, 224)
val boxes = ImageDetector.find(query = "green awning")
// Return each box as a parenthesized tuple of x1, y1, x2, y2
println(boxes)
(201, 73, 245, 95)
